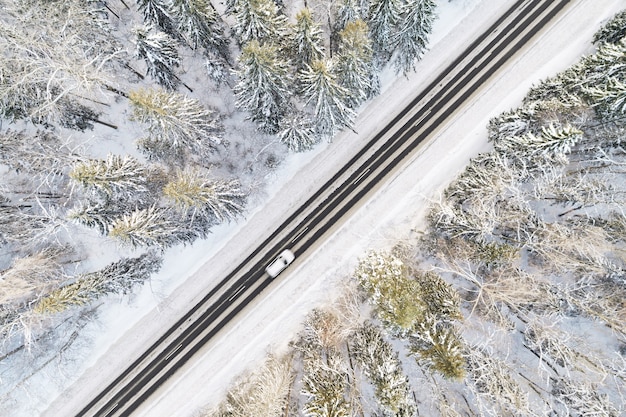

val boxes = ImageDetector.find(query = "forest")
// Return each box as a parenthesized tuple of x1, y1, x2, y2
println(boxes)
(203, 9, 626, 417)
(0, 0, 437, 411)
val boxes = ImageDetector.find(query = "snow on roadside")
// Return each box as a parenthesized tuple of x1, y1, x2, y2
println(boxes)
(32, 1, 625, 417)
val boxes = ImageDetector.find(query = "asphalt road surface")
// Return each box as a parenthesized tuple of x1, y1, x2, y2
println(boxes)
(77, 0, 573, 415)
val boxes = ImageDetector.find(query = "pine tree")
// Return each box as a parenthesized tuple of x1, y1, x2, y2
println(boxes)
(351, 323, 417, 416)
(277, 111, 318, 152)
(67, 201, 120, 235)
(136, 0, 178, 37)
(170, 0, 230, 60)
(132, 24, 181, 90)
(301, 356, 350, 417)
(163, 169, 247, 223)
(129, 88, 223, 161)
(583, 76, 626, 118)
(299, 60, 356, 140)
(336, 19, 375, 108)
(289, 9, 325, 71)
(493, 123, 583, 166)
(333, 0, 365, 33)
(231, 0, 289, 45)
(34, 251, 162, 314)
(354, 251, 426, 333)
(109, 206, 181, 248)
(233, 40, 292, 133)
(69, 154, 149, 199)
(593, 9, 626, 45)
(409, 316, 466, 380)
(392, 0, 436, 76)
(366, 0, 402, 63)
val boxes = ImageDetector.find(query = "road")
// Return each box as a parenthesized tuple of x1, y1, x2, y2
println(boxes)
(77, 0, 572, 415)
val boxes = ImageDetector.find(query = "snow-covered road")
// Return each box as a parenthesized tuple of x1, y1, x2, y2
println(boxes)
(38, 1, 625, 416)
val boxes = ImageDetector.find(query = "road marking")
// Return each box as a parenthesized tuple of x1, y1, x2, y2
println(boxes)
(103, 403, 118, 417)
(291, 227, 309, 243)
(228, 284, 246, 301)
(412, 109, 432, 127)
(352, 168, 370, 185)
(165, 344, 183, 361)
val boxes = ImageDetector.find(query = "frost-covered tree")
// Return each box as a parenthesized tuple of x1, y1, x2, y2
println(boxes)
(109, 206, 181, 248)
(34, 251, 162, 314)
(493, 123, 583, 167)
(231, 0, 289, 44)
(277, 111, 318, 151)
(170, 0, 230, 60)
(0, 0, 123, 126)
(136, 0, 177, 37)
(163, 169, 247, 223)
(465, 346, 531, 416)
(336, 19, 376, 108)
(551, 378, 619, 417)
(409, 316, 465, 380)
(129, 88, 223, 161)
(0, 245, 72, 306)
(69, 154, 149, 200)
(68, 201, 131, 235)
(299, 60, 356, 139)
(354, 251, 425, 332)
(333, 0, 365, 33)
(301, 355, 351, 417)
(289, 9, 325, 71)
(132, 24, 181, 90)
(234, 40, 293, 133)
(392, 0, 436, 75)
(593, 9, 626, 45)
(366, 0, 402, 63)
(205, 355, 293, 417)
(351, 323, 417, 416)
(583, 77, 626, 117)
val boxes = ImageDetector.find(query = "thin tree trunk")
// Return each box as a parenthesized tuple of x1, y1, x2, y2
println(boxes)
(94, 119, 118, 129)
(104, 3, 120, 19)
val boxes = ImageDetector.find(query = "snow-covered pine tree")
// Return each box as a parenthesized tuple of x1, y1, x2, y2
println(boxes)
(129, 88, 224, 162)
(301, 355, 351, 417)
(493, 123, 583, 166)
(69, 154, 149, 199)
(132, 24, 181, 90)
(583, 76, 626, 118)
(231, 0, 289, 45)
(34, 251, 162, 314)
(335, 19, 375, 108)
(416, 271, 462, 322)
(465, 346, 531, 416)
(233, 40, 292, 133)
(350, 322, 417, 416)
(136, 0, 178, 37)
(354, 251, 426, 333)
(409, 316, 466, 380)
(392, 0, 436, 76)
(289, 9, 325, 71)
(277, 111, 318, 151)
(67, 201, 122, 235)
(298, 60, 356, 140)
(109, 206, 181, 248)
(366, 0, 402, 64)
(205, 355, 293, 417)
(163, 169, 247, 224)
(170, 0, 230, 61)
(593, 9, 626, 45)
(333, 0, 365, 33)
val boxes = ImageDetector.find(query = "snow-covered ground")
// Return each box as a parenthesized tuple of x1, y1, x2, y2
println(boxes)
(12, 0, 621, 416)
